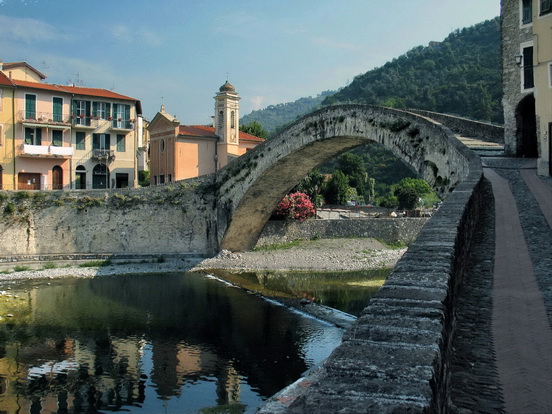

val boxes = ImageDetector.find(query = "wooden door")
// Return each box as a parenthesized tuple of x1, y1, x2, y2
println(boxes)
(18, 173, 41, 190)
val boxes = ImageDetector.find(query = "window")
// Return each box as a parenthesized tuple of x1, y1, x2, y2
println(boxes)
(159, 138, 165, 153)
(53, 97, 63, 122)
(52, 130, 63, 147)
(522, 46, 535, 89)
(73, 100, 91, 126)
(76, 131, 85, 150)
(93, 133, 110, 150)
(24, 127, 41, 145)
(541, 0, 551, 15)
(549, 63, 552, 88)
(522, 0, 533, 24)
(231, 111, 235, 128)
(218, 111, 223, 130)
(159, 175, 165, 184)
(25, 94, 36, 119)
(116, 134, 125, 152)
(0, 125, 3, 146)
(93, 101, 111, 119)
(112, 103, 130, 129)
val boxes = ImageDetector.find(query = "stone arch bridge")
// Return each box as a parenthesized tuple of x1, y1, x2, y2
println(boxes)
(214, 104, 470, 252)
(1, 104, 498, 412)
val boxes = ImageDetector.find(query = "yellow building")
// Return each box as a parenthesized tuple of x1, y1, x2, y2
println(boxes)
(502, 0, 552, 176)
(0, 70, 15, 189)
(0, 61, 143, 189)
(148, 81, 264, 184)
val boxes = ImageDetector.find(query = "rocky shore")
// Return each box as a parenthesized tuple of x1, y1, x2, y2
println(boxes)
(0, 238, 405, 282)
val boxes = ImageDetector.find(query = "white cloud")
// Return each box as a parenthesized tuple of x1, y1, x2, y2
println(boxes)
(249, 96, 265, 111)
(110, 24, 162, 46)
(0, 14, 63, 43)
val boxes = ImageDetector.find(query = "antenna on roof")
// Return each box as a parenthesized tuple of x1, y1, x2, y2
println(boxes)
(226, 72, 229, 81)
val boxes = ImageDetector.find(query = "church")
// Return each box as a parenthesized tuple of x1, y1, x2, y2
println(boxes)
(147, 81, 264, 184)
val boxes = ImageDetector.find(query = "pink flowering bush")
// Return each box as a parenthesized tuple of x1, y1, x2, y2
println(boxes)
(272, 192, 315, 221)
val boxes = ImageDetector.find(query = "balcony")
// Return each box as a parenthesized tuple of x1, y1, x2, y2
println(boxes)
(18, 144, 74, 158)
(92, 149, 115, 160)
(18, 111, 71, 128)
(72, 116, 134, 130)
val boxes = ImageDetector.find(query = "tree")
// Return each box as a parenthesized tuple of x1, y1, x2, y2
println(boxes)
(239, 121, 269, 139)
(336, 153, 367, 200)
(394, 187, 418, 210)
(272, 192, 315, 221)
(323, 170, 349, 205)
(294, 170, 325, 209)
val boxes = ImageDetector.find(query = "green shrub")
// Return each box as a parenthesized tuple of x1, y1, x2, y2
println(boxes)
(14, 265, 31, 272)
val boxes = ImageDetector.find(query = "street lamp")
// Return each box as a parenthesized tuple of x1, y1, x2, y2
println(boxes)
(515, 54, 523, 67)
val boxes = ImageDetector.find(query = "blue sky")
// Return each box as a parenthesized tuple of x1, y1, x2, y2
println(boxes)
(0, 0, 500, 124)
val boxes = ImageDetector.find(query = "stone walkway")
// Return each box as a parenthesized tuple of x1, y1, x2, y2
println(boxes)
(451, 157, 552, 414)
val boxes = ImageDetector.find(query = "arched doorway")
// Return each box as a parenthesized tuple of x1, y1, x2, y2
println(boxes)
(76, 165, 86, 189)
(93, 163, 109, 189)
(52, 166, 63, 190)
(516, 94, 538, 157)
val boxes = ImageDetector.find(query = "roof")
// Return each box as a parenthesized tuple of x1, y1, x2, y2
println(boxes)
(1, 61, 47, 80)
(219, 81, 236, 93)
(178, 125, 264, 142)
(0, 71, 14, 87)
(4, 78, 138, 102)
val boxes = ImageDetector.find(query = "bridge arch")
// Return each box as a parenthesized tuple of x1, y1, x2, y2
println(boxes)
(213, 105, 470, 252)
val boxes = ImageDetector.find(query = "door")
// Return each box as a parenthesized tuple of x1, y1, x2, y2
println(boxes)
(93, 163, 109, 189)
(18, 173, 41, 190)
(52, 166, 63, 190)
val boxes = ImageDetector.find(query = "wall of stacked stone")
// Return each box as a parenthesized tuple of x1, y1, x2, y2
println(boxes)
(408, 109, 504, 143)
(280, 126, 485, 413)
(0, 177, 219, 259)
(256, 218, 428, 247)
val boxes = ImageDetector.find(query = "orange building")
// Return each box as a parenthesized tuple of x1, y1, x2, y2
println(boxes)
(148, 81, 264, 184)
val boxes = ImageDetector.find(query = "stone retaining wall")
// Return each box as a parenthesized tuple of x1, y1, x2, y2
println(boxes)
(256, 218, 428, 247)
(408, 109, 504, 144)
(270, 123, 486, 413)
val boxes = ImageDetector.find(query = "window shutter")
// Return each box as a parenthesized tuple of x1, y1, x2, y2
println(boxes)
(106, 103, 111, 118)
(36, 128, 42, 145)
(106, 134, 111, 148)
(92, 102, 98, 117)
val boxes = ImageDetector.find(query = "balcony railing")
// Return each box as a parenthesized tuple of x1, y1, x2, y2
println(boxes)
(18, 110, 71, 126)
(18, 144, 74, 157)
(92, 149, 115, 160)
(72, 116, 134, 130)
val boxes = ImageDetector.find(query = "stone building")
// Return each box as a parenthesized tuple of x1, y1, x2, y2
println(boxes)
(0, 61, 144, 190)
(501, 0, 552, 176)
(147, 81, 264, 184)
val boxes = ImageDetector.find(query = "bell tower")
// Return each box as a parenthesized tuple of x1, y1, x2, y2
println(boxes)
(214, 81, 240, 145)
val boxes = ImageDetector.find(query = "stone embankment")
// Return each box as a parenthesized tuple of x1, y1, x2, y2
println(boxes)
(0, 238, 405, 282)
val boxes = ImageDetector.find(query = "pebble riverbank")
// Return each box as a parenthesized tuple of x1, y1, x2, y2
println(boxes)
(0, 238, 406, 282)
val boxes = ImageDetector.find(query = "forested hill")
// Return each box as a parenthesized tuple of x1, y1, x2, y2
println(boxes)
(241, 91, 334, 133)
(241, 17, 501, 132)
(324, 17, 502, 122)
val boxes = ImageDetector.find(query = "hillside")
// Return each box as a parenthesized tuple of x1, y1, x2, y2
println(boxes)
(324, 18, 501, 122)
(241, 91, 334, 133)
(241, 17, 501, 132)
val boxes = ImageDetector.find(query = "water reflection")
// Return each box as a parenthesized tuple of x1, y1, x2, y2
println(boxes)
(201, 268, 390, 316)
(0, 273, 343, 413)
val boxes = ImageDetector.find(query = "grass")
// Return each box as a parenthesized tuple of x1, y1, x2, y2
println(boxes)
(78, 259, 113, 268)
(253, 240, 304, 251)
(14, 265, 31, 272)
(42, 262, 57, 270)
(376, 239, 408, 249)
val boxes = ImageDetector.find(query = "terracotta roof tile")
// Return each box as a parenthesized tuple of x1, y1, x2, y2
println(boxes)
(0, 71, 14, 86)
(178, 125, 264, 141)
(8, 79, 138, 101)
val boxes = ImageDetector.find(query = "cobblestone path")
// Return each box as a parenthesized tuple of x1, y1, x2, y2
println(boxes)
(452, 158, 552, 414)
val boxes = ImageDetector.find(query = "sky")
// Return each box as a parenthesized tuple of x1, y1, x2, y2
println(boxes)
(0, 0, 500, 124)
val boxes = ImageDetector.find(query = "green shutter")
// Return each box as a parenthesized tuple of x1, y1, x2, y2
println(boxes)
(53, 98, 63, 122)
(106, 103, 111, 118)
(85, 101, 91, 126)
(36, 128, 42, 145)
(92, 102, 98, 117)
(25, 95, 36, 119)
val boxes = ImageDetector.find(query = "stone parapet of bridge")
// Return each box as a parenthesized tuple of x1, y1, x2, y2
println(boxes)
(407, 109, 504, 144)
